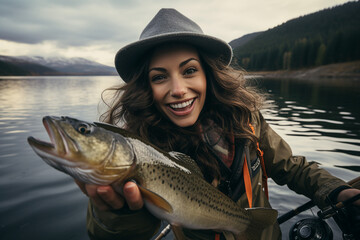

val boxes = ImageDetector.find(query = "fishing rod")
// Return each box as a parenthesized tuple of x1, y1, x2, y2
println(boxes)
(279, 176, 360, 240)
(154, 224, 172, 240)
(318, 193, 360, 219)
(287, 193, 360, 240)
(278, 176, 360, 224)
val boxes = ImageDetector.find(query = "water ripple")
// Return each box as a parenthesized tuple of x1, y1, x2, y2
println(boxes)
(289, 117, 344, 125)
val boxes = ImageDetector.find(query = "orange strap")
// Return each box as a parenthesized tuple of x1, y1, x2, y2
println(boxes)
(249, 123, 269, 199)
(215, 233, 221, 240)
(243, 155, 253, 208)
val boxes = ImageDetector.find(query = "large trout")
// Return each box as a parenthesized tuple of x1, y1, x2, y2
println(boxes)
(28, 116, 277, 239)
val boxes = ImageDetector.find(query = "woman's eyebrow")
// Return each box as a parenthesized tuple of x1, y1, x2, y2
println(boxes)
(148, 67, 166, 73)
(179, 58, 199, 68)
(148, 58, 200, 73)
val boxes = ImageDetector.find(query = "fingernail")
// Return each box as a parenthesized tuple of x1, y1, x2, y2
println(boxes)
(124, 184, 135, 196)
(97, 187, 108, 194)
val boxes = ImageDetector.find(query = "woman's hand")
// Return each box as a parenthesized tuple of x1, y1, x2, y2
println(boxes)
(337, 188, 360, 206)
(75, 180, 144, 211)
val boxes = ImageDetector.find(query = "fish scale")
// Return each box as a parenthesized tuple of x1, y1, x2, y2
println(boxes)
(28, 116, 278, 240)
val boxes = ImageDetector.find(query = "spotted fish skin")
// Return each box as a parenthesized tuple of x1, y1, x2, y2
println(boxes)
(27, 116, 278, 238)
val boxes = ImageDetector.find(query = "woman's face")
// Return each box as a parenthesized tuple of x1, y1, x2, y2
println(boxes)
(148, 44, 207, 128)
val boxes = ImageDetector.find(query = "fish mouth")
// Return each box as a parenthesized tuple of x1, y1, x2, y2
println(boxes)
(28, 116, 118, 185)
(28, 116, 78, 164)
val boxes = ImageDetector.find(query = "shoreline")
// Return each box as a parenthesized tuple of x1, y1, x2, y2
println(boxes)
(245, 61, 360, 81)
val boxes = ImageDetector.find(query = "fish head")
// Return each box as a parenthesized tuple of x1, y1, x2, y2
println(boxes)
(28, 116, 135, 185)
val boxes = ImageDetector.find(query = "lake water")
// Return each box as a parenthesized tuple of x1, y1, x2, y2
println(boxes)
(0, 76, 359, 240)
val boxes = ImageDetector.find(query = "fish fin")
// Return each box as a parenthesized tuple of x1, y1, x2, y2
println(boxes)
(137, 185, 173, 213)
(241, 207, 278, 240)
(171, 225, 186, 240)
(169, 151, 203, 177)
(94, 122, 125, 133)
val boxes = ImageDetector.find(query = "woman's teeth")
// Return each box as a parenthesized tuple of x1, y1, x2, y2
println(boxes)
(170, 99, 194, 109)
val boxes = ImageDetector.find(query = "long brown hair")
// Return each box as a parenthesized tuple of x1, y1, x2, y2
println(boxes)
(100, 47, 264, 182)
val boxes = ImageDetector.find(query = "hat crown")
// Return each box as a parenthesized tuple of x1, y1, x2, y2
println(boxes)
(115, 8, 233, 82)
(140, 8, 203, 40)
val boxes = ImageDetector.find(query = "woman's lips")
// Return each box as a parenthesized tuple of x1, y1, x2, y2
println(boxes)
(167, 98, 195, 116)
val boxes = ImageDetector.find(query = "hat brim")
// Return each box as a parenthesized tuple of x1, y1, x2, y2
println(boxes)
(115, 32, 233, 82)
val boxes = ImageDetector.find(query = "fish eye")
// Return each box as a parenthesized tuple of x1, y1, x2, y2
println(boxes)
(77, 123, 92, 134)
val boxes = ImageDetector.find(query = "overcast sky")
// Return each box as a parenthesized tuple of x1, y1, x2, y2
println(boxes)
(0, 0, 352, 66)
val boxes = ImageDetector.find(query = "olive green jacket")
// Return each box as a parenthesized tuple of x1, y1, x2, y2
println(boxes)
(86, 111, 349, 240)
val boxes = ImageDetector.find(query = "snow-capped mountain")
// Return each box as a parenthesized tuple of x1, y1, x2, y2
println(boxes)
(0, 55, 117, 76)
(18, 56, 106, 67)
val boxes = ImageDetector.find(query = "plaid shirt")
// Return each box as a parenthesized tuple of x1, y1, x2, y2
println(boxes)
(199, 120, 235, 168)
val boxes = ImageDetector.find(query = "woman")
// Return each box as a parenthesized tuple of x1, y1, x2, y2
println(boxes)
(76, 8, 360, 240)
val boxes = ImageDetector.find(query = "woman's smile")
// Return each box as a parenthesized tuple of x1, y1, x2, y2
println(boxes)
(167, 98, 196, 115)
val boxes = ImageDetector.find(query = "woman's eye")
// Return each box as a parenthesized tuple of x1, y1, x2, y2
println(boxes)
(151, 75, 166, 83)
(184, 67, 197, 75)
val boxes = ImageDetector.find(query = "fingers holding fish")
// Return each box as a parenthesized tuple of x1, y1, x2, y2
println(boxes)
(89, 182, 144, 211)
(74, 179, 120, 210)
(123, 181, 144, 210)
(75, 179, 142, 211)
(97, 185, 126, 210)
(84, 184, 124, 211)
(86, 184, 111, 211)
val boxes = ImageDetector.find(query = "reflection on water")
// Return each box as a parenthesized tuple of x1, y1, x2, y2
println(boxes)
(258, 78, 360, 165)
(255, 77, 360, 239)
(0, 76, 359, 239)
(0, 76, 121, 240)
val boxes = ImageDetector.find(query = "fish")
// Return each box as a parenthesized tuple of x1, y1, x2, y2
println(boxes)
(27, 116, 278, 239)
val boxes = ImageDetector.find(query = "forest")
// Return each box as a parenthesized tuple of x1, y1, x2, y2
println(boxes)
(232, 1, 360, 71)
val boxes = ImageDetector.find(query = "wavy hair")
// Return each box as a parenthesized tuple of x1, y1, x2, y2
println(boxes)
(100, 47, 264, 182)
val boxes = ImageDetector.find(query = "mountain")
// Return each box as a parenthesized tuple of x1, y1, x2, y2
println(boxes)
(0, 55, 59, 76)
(0, 55, 117, 76)
(231, 1, 360, 71)
(228, 31, 264, 49)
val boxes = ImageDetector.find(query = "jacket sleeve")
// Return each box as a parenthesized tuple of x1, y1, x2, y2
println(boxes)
(86, 200, 161, 240)
(252, 111, 350, 208)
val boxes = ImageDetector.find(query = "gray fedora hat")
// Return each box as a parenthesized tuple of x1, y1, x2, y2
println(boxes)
(115, 8, 233, 82)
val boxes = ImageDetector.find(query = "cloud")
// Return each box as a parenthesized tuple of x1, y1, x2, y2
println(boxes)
(0, 0, 139, 45)
(0, 0, 352, 65)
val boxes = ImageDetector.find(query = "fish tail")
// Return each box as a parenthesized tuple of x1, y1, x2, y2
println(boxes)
(241, 207, 278, 240)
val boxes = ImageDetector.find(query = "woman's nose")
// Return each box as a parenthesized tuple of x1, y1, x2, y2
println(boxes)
(170, 77, 187, 97)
